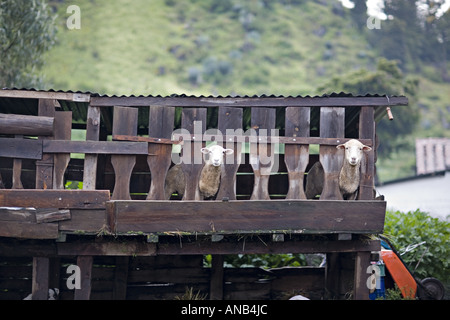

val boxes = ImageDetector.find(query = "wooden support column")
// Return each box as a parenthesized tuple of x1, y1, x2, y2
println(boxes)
(216, 107, 243, 200)
(111, 106, 138, 200)
(250, 107, 276, 200)
(353, 251, 371, 300)
(32, 257, 50, 300)
(83, 106, 101, 190)
(112, 256, 129, 300)
(147, 106, 175, 200)
(36, 99, 56, 189)
(358, 106, 375, 200)
(74, 256, 93, 300)
(210, 255, 224, 300)
(53, 111, 72, 189)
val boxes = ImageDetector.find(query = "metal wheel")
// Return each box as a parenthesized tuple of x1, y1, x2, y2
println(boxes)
(417, 277, 445, 300)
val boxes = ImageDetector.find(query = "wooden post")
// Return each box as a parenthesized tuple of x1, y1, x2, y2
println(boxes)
(83, 106, 101, 190)
(53, 112, 72, 189)
(181, 108, 207, 200)
(147, 106, 175, 200)
(353, 251, 371, 300)
(250, 107, 276, 200)
(36, 99, 56, 190)
(112, 256, 129, 300)
(74, 256, 93, 300)
(358, 106, 375, 200)
(216, 107, 243, 200)
(111, 106, 138, 200)
(284, 107, 310, 199)
(32, 257, 50, 300)
(319, 107, 344, 200)
(210, 255, 224, 300)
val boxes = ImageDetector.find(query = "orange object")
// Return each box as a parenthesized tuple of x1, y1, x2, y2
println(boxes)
(381, 249, 417, 299)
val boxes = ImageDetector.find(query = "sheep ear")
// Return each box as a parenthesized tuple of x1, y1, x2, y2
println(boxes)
(336, 144, 345, 150)
(200, 147, 210, 154)
(224, 149, 234, 155)
(363, 145, 372, 152)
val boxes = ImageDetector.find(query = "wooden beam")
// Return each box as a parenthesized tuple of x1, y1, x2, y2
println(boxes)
(0, 113, 54, 136)
(354, 251, 371, 300)
(32, 257, 50, 300)
(43, 140, 149, 155)
(0, 89, 90, 102)
(108, 200, 386, 235)
(90, 95, 408, 108)
(0, 189, 110, 209)
(0, 138, 42, 159)
(74, 256, 93, 300)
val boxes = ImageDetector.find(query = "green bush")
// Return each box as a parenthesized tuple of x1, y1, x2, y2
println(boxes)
(383, 209, 450, 284)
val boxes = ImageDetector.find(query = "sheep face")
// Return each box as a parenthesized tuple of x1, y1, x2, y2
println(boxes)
(201, 145, 234, 167)
(337, 139, 372, 166)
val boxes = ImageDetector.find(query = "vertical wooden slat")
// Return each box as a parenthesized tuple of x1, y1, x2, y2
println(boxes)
(250, 108, 276, 200)
(147, 106, 175, 200)
(112, 256, 129, 300)
(284, 107, 310, 199)
(319, 107, 345, 200)
(181, 108, 207, 200)
(83, 106, 101, 190)
(111, 106, 138, 200)
(53, 111, 72, 189)
(32, 257, 50, 300)
(358, 106, 375, 200)
(74, 255, 93, 300)
(210, 255, 224, 300)
(216, 107, 243, 200)
(36, 99, 56, 189)
(353, 251, 371, 300)
(12, 135, 24, 189)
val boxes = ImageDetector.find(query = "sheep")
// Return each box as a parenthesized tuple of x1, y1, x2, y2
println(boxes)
(305, 139, 372, 200)
(164, 144, 234, 200)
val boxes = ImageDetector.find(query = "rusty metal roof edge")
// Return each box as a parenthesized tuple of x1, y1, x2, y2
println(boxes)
(1, 87, 407, 100)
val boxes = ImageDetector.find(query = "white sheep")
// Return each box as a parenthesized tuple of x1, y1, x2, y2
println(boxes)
(305, 139, 372, 200)
(164, 145, 234, 200)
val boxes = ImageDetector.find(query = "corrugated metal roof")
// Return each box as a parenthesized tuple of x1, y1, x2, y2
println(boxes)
(0, 88, 408, 135)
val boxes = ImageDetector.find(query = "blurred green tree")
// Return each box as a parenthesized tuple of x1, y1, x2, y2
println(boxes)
(0, 0, 57, 88)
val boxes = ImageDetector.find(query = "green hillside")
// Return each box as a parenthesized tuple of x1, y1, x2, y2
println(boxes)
(37, 0, 450, 181)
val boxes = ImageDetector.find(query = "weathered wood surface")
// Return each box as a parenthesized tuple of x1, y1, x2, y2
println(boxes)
(147, 106, 175, 200)
(216, 107, 243, 200)
(108, 200, 386, 234)
(90, 95, 408, 107)
(35, 99, 55, 190)
(250, 107, 276, 200)
(0, 138, 42, 159)
(43, 140, 148, 154)
(284, 107, 310, 199)
(0, 189, 110, 209)
(111, 106, 138, 200)
(319, 107, 345, 200)
(0, 113, 54, 136)
(358, 106, 375, 200)
(53, 111, 72, 189)
(180, 108, 207, 200)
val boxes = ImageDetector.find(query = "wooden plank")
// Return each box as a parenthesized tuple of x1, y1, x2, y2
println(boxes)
(43, 140, 148, 154)
(250, 107, 276, 200)
(180, 108, 207, 200)
(90, 95, 408, 108)
(147, 106, 175, 200)
(113, 134, 181, 145)
(0, 220, 59, 239)
(319, 107, 345, 200)
(0, 113, 54, 136)
(112, 256, 129, 300)
(74, 256, 93, 300)
(58, 209, 106, 233)
(12, 135, 24, 188)
(57, 241, 156, 256)
(83, 106, 101, 190)
(110, 200, 386, 234)
(32, 257, 50, 300)
(0, 138, 42, 159)
(36, 99, 55, 190)
(111, 106, 138, 200)
(353, 251, 371, 300)
(0, 189, 110, 209)
(35, 208, 71, 224)
(210, 255, 224, 300)
(216, 107, 243, 200)
(285, 107, 310, 199)
(358, 107, 375, 200)
(53, 111, 72, 189)
(0, 89, 90, 102)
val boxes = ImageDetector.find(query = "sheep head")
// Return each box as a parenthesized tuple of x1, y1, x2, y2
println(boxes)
(336, 139, 372, 166)
(200, 145, 234, 167)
